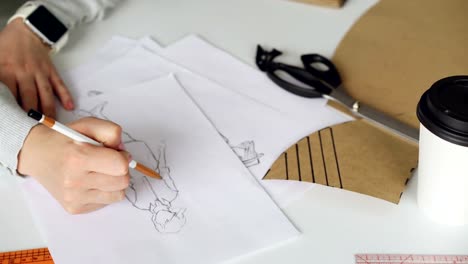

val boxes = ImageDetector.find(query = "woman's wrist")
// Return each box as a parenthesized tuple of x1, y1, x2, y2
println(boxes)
(17, 124, 51, 177)
(6, 18, 51, 53)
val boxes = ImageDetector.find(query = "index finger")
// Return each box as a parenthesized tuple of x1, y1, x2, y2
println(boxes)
(50, 67, 74, 110)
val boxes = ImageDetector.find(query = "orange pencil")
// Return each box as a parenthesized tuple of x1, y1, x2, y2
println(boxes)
(28, 109, 161, 180)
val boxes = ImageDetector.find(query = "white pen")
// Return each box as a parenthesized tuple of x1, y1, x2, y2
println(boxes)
(28, 109, 161, 180)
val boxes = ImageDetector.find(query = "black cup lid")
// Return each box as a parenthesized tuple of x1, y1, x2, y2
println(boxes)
(417, 76, 468, 146)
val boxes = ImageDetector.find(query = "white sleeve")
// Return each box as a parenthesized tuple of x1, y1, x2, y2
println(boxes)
(0, 1, 122, 176)
(0, 83, 37, 176)
(33, 0, 123, 29)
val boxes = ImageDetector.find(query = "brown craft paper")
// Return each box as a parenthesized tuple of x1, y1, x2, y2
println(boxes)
(264, 117, 418, 203)
(333, 0, 468, 129)
(264, 0, 468, 203)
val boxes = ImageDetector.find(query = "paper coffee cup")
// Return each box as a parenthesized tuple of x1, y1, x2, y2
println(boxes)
(416, 76, 468, 226)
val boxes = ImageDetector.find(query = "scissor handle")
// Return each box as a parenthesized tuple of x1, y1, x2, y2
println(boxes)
(255, 45, 335, 98)
(268, 63, 332, 98)
(266, 71, 323, 98)
(301, 54, 342, 88)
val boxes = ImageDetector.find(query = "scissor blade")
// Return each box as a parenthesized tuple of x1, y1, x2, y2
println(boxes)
(328, 88, 419, 144)
(356, 103, 419, 144)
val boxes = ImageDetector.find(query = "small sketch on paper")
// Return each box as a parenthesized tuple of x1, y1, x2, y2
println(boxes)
(74, 102, 186, 233)
(87, 90, 103, 97)
(220, 134, 264, 167)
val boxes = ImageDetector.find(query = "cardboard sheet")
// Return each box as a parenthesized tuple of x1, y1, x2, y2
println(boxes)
(333, 0, 468, 129)
(265, 0, 468, 204)
(264, 119, 418, 204)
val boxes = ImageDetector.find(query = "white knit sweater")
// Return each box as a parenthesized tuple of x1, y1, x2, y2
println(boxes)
(0, 0, 120, 175)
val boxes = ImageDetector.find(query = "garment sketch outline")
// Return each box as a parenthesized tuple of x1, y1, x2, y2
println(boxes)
(220, 133, 264, 167)
(74, 101, 187, 233)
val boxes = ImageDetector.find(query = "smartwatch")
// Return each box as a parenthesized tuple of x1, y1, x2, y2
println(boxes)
(8, 2, 69, 54)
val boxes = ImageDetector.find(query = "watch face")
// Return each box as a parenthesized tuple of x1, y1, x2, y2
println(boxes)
(26, 6, 67, 43)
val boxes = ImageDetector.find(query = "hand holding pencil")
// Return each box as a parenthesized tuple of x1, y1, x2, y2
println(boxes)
(17, 111, 160, 215)
(28, 109, 161, 180)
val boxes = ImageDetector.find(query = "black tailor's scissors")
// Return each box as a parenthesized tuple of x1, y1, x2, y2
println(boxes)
(255, 45, 419, 143)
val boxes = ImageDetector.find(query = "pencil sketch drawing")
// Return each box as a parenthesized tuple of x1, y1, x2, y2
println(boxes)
(220, 134, 264, 167)
(87, 90, 103, 97)
(74, 101, 187, 233)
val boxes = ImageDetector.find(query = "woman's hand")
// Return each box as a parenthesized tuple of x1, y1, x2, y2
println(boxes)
(0, 18, 74, 118)
(18, 117, 130, 214)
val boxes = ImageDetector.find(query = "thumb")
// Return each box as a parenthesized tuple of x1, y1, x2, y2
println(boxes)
(68, 117, 122, 149)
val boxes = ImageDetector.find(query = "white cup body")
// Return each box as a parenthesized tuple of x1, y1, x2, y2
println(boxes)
(418, 124, 468, 226)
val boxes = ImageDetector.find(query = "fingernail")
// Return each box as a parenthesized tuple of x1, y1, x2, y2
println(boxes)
(118, 142, 126, 151)
(66, 100, 74, 110)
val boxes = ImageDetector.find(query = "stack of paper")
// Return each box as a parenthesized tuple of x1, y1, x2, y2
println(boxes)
(20, 35, 350, 264)
(65, 35, 352, 206)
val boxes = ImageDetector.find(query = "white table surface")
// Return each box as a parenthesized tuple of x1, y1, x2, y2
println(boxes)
(1, 0, 467, 263)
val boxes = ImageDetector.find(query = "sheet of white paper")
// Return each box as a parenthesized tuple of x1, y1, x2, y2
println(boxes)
(260, 180, 317, 208)
(63, 35, 158, 85)
(62, 35, 137, 84)
(22, 76, 299, 264)
(146, 35, 329, 118)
